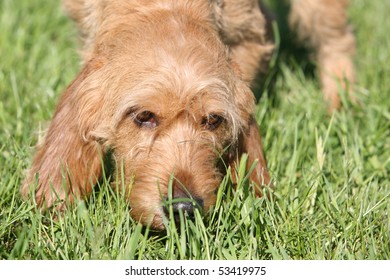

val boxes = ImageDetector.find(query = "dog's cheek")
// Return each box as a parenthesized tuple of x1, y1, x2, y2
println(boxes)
(128, 183, 165, 228)
(110, 130, 167, 222)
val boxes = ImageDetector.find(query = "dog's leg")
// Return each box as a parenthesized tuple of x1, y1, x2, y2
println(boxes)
(62, 0, 106, 62)
(212, 0, 274, 83)
(22, 61, 104, 209)
(289, 0, 356, 111)
(229, 40, 274, 84)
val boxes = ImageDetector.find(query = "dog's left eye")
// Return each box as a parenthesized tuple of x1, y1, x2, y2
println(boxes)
(133, 111, 158, 128)
(202, 114, 224, 130)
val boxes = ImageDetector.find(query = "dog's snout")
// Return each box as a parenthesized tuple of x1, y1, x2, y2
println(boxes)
(163, 195, 204, 224)
(172, 201, 195, 218)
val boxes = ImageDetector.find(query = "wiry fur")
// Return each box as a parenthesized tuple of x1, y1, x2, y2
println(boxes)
(23, 0, 355, 229)
(289, 0, 355, 109)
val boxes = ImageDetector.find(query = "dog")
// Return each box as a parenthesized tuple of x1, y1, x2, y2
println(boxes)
(22, 0, 355, 229)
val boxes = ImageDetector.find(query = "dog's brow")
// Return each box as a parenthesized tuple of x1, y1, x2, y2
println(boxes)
(113, 79, 234, 123)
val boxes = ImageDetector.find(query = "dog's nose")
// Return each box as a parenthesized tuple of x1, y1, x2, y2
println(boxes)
(163, 197, 204, 224)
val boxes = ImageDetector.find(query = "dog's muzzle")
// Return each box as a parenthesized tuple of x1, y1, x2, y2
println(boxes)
(163, 196, 204, 225)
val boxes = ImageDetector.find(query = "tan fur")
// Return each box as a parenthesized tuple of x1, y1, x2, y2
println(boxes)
(23, 0, 355, 228)
(289, 0, 356, 110)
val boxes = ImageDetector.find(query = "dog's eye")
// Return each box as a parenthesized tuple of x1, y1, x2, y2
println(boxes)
(133, 111, 158, 128)
(202, 114, 223, 130)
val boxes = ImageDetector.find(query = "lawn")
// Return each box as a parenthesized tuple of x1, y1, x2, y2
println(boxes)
(0, 0, 388, 260)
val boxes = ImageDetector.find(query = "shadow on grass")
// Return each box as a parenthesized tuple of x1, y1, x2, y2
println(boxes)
(253, 1, 316, 104)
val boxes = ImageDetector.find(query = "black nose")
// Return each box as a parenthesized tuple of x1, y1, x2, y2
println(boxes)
(163, 198, 204, 224)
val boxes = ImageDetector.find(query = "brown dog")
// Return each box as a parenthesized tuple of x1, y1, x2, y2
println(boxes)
(22, 0, 355, 229)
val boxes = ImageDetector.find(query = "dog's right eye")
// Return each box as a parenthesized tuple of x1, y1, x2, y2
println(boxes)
(202, 114, 224, 130)
(133, 111, 158, 128)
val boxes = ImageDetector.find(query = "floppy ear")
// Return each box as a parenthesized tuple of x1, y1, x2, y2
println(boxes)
(22, 60, 106, 209)
(228, 77, 271, 196)
(232, 117, 271, 195)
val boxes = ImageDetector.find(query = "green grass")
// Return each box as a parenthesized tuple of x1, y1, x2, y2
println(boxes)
(0, 0, 389, 260)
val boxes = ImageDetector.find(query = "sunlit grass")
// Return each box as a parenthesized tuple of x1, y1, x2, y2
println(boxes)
(0, 0, 388, 260)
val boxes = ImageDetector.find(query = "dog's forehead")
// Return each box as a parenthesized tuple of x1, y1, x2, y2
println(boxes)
(102, 29, 243, 126)
(111, 59, 238, 117)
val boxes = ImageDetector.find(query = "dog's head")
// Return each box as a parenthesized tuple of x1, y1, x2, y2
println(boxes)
(24, 3, 269, 229)
(79, 12, 260, 228)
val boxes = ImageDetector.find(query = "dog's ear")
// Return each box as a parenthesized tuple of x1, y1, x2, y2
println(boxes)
(22, 59, 106, 209)
(228, 76, 271, 196)
(231, 117, 271, 195)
